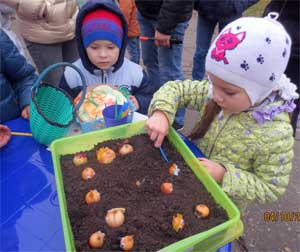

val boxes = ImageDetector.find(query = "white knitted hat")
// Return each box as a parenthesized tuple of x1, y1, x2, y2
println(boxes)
(206, 13, 295, 105)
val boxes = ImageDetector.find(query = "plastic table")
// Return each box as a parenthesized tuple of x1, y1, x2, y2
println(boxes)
(1, 118, 231, 252)
(1, 117, 65, 251)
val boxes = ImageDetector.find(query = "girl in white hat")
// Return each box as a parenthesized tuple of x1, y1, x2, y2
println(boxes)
(146, 13, 298, 210)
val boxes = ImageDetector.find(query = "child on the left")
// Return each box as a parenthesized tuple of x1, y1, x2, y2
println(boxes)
(0, 29, 38, 123)
(59, 0, 155, 115)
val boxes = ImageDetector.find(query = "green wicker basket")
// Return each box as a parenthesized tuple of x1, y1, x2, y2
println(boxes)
(30, 62, 87, 145)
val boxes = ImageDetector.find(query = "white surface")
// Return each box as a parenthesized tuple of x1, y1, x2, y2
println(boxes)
(132, 111, 148, 122)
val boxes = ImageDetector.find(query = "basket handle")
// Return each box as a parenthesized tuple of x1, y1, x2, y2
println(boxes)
(32, 62, 87, 113)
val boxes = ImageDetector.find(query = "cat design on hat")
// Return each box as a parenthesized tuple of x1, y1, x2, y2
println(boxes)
(211, 28, 246, 64)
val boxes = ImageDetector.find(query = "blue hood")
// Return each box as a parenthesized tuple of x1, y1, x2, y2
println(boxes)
(76, 0, 128, 73)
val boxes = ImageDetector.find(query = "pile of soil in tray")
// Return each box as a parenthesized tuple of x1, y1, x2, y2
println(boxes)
(60, 134, 228, 252)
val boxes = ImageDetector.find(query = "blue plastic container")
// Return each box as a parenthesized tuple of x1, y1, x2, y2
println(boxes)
(77, 99, 136, 133)
(103, 105, 129, 127)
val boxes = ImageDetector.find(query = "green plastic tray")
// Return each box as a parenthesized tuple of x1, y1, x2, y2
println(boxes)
(51, 121, 243, 252)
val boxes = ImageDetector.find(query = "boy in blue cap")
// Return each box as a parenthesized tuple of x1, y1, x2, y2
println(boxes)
(60, 0, 154, 115)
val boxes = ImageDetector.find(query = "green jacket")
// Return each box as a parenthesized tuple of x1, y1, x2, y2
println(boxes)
(149, 80, 295, 210)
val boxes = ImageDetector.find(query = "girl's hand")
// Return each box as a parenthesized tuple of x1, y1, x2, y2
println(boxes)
(129, 96, 140, 110)
(145, 111, 169, 148)
(21, 106, 30, 119)
(0, 125, 11, 148)
(198, 158, 226, 183)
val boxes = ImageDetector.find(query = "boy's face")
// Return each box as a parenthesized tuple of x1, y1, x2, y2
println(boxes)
(86, 40, 120, 70)
(208, 72, 251, 114)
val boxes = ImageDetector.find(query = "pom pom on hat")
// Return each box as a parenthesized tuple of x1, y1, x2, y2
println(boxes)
(205, 13, 292, 105)
(81, 9, 123, 48)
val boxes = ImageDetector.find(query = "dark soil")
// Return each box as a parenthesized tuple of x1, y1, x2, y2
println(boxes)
(60, 134, 227, 251)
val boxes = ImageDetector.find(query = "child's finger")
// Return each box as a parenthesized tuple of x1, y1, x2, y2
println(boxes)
(21, 107, 30, 119)
(22, 111, 28, 119)
(154, 134, 165, 148)
(198, 158, 210, 169)
(0, 125, 10, 132)
(145, 126, 152, 136)
(0, 132, 11, 148)
(129, 96, 139, 110)
(150, 131, 158, 142)
(145, 120, 155, 134)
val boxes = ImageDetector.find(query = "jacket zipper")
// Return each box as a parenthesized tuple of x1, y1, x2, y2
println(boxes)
(207, 114, 233, 158)
(102, 70, 108, 84)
